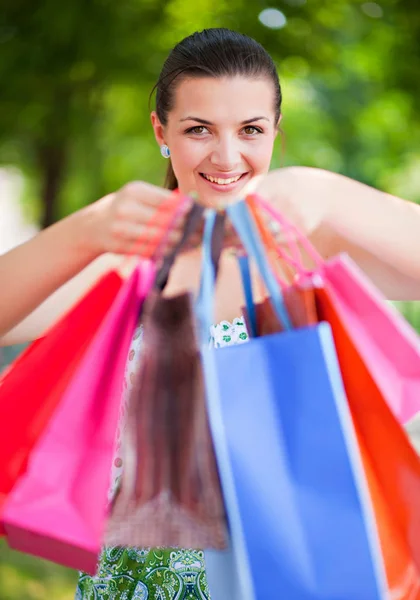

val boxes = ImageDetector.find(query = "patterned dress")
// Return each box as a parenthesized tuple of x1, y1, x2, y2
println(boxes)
(75, 317, 249, 600)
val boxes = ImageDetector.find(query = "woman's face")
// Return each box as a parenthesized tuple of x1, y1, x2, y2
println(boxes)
(151, 75, 279, 207)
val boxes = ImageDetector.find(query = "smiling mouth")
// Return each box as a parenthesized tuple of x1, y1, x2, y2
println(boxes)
(200, 173, 247, 185)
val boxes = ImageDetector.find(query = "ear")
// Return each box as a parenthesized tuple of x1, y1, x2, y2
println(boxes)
(274, 113, 283, 139)
(150, 111, 166, 147)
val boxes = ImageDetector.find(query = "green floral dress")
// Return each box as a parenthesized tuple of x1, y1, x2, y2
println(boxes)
(75, 318, 249, 600)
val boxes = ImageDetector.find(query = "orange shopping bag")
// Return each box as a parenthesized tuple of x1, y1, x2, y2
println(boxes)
(314, 281, 420, 599)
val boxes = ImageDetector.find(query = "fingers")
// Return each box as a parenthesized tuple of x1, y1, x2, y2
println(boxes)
(107, 178, 299, 260)
(140, 229, 184, 260)
(112, 193, 181, 227)
(120, 181, 174, 209)
(108, 183, 194, 256)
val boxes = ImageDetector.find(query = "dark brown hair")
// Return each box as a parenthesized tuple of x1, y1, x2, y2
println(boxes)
(152, 28, 282, 190)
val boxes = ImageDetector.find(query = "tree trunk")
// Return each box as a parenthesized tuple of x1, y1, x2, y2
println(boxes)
(38, 143, 67, 229)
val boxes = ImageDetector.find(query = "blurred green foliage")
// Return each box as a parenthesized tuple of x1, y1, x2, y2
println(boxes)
(3, 0, 420, 225)
(0, 539, 77, 600)
(1, 0, 420, 596)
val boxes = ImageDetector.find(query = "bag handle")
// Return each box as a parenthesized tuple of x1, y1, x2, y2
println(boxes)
(227, 201, 292, 331)
(128, 190, 191, 260)
(155, 201, 226, 294)
(118, 191, 191, 279)
(149, 193, 193, 262)
(246, 195, 302, 273)
(195, 210, 227, 343)
(196, 210, 218, 344)
(155, 202, 206, 291)
(246, 199, 295, 289)
(210, 211, 227, 280)
(195, 202, 293, 344)
(237, 255, 257, 338)
(247, 193, 324, 273)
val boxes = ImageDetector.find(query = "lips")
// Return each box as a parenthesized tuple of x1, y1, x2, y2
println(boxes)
(201, 173, 243, 185)
(200, 172, 248, 186)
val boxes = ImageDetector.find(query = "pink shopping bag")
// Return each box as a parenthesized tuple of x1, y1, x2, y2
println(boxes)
(2, 259, 155, 574)
(318, 253, 420, 424)
(0, 271, 123, 535)
(250, 194, 420, 425)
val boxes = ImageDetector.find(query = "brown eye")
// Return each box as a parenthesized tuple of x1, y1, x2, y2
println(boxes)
(187, 126, 207, 135)
(243, 126, 262, 135)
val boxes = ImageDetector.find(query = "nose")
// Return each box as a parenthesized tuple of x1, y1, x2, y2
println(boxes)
(210, 135, 241, 170)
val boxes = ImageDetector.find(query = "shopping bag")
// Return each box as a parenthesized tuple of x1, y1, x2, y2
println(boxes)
(106, 204, 227, 549)
(0, 189, 188, 535)
(319, 254, 420, 423)
(239, 253, 317, 336)
(201, 205, 386, 600)
(243, 272, 420, 598)
(106, 291, 226, 549)
(314, 280, 420, 598)
(0, 270, 123, 534)
(250, 193, 420, 424)
(2, 260, 155, 574)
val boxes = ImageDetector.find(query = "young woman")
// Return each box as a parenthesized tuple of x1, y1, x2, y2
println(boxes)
(2, 27, 420, 600)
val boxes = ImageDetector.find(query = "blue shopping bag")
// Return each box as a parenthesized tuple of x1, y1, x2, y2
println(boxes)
(199, 204, 386, 600)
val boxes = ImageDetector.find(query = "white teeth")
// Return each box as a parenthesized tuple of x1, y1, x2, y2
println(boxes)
(203, 174, 242, 185)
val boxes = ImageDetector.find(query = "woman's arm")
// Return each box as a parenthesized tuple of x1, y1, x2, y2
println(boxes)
(0, 207, 102, 342)
(257, 167, 420, 300)
(325, 170, 420, 282)
(0, 251, 124, 346)
(0, 182, 182, 345)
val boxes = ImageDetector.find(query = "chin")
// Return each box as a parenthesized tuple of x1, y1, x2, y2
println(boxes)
(200, 191, 240, 209)
(198, 182, 251, 208)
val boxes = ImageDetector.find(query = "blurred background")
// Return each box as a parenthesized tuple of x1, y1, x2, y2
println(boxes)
(1, 0, 420, 597)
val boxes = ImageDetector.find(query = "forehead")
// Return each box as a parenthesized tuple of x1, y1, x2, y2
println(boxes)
(170, 75, 276, 123)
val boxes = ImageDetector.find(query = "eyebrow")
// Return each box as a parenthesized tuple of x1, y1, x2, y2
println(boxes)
(180, 116, 270, 125)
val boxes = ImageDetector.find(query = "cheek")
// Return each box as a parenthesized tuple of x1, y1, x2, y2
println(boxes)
(169, 139, 206, 178)
(246, 138, 275, 173)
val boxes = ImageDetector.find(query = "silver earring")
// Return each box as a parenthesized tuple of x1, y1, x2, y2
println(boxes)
(160, 144, 170, 159)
